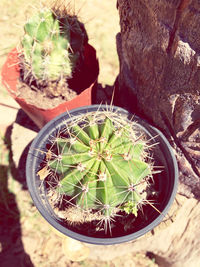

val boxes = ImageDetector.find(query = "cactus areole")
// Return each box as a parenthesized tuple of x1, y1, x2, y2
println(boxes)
(1, 8, 99, 128)
(26, 105, 178, 245)
(21, 8, 88, 83)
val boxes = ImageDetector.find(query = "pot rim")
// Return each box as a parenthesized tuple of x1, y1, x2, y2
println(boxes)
(1, 45, 99, 128)
(26, 104, 179, 245)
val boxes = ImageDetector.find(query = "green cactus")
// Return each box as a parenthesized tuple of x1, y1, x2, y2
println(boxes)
(21, 7, 88, 83)
(45, 111, 154, 231)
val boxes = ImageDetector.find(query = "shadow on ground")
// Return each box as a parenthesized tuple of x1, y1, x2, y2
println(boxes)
(0, 164, 34, 267)
(0, 82, 120, 267)
(0, 111, 38, 267)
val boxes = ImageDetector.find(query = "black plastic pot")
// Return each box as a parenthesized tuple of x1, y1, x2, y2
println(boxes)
(26, 105, 178, 245)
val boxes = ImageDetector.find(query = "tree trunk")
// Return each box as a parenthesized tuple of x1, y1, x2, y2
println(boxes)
(113, 1, 200, 265)
(86, 194, 200, 267)
(116, 0, 200, 199)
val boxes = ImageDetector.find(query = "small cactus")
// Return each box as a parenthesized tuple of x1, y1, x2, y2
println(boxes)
(42, 109, 156, 233)
(20, 7, 88, 84)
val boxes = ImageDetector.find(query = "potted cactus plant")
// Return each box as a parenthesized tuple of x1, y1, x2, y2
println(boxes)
(1, 7, 99, 128)
(26, 105, 178, 245)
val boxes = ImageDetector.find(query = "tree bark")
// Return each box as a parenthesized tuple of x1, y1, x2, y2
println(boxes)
(116, 0, 200, 199)
(86, 194, 200, 267)
(113, 1, 200, 265)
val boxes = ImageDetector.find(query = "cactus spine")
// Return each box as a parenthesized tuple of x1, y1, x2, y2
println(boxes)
(21, 7, 87, 84)
(44, 109, 155, 232)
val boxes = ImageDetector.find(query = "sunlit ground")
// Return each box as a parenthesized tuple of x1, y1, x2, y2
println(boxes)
(0, 1, 158, 266)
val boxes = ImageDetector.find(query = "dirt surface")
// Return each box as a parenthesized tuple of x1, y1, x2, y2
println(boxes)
(17, 80, 77, 109)
(0, 1, 157, 266)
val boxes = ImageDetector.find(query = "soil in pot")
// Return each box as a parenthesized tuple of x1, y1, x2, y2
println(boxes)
(16, 81, 77, 109)
(17, 43, 99, 110)
(33, 108, 175, 240)
(44, 171, 162, 238)
(13, 7, 99, 111)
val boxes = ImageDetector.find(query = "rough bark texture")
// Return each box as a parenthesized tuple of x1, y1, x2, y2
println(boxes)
(113, 1, 200, 265)
(116, 0, 200, 199)
(86, 194, 200, 267)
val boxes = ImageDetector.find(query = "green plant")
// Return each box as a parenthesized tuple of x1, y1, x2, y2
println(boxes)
(41, 109, 156, 232)
(20, 7, 88, 92)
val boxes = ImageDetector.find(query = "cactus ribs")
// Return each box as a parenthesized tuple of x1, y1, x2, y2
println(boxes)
(37, 110, 159, 235)
(17, 8, 89, 109)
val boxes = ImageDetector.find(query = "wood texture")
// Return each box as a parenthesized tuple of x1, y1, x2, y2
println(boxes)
(112, 1, 200, 265)
(116, 0, 200, 199)
(86, 194, 200, 267)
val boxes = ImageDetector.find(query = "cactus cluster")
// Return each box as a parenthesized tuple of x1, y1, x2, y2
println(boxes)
(21, 7, 87, 84)
(42, 110, 155, 232)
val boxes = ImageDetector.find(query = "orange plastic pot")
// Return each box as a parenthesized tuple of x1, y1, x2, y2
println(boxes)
(1, 44, 99, 129)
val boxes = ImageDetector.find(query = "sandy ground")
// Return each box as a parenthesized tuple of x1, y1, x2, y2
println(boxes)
(0, 1, 158, 266)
